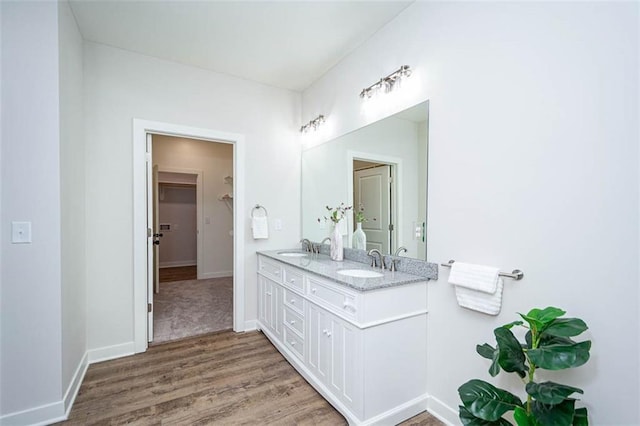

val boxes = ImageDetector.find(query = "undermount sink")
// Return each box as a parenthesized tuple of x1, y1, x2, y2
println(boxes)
(277, 251, 308, 257)
(337, 269, 384, 278)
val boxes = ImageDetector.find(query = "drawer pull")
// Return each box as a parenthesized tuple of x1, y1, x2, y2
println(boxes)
(289, 278, 296, 283)
(343, 302, 356, 313)
(311, 288, 317, 293)
(290, 341, 296, 346)
(290, 320, 296, 325)
(326, 331, 332, 337)
(290, 299, 295, 304)
(322, 329, 327, 335)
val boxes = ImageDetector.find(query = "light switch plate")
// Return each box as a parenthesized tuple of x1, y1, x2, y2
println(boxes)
(12, 221, 32, 244)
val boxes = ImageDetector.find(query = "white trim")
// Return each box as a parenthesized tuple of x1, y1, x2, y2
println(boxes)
(199, 271, 233, 279)
(88, 341, 136, 364)
(347, 150, 403, 252)
(0, 401, 65, 426)
(426, 395, 458, 425)
(159, 260, 197, 268)
(63, 352, 89, 415)
(243, 319, 258, 331)
(361, 394, 428, 426)
(133, 119, 245, 353)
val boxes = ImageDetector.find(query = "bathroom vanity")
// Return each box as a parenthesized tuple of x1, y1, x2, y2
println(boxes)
(256, 250, 432, 425)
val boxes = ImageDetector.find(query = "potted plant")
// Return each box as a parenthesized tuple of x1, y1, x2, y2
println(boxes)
(318, 203, 352, 261)
(458, 306, 591, 425)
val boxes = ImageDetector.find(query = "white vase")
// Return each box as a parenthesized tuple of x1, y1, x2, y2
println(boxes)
(330, 222, 344, 261)
(352, 222, 366, 250)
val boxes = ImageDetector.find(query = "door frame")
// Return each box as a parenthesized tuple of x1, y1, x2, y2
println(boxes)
(133, 119, 245, 353)
(346, 150, 402, 252)
(155, 167, 203, 278)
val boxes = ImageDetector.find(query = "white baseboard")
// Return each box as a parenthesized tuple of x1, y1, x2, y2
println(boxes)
(362, 394, 428, 425)
(88, 341, 135, 364)
(242, 320, 258, 332)
(0, 400, 65, 426)
(427, 395, 459, 425)
(159, 261, 196, 268)
(199, 271, 233, 279)
(64, 352, 89, 415)
(0, 351, 91, 426)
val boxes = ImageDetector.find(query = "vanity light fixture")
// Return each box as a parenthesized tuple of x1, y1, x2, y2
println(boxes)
(300, 114, 326, 133)
(359, 65, 412, 99)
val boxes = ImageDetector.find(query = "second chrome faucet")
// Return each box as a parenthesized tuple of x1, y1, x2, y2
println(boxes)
(367, 249, 384, 270)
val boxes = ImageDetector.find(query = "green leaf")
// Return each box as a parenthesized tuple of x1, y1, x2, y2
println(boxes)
(572, 407, 589, 426)
(520, 307, 566, 333)
(540, 334, 576, 346)
(495, 327, 527, 377)
(531, 399, 576, 426)
(544, 318, 588, 338)
(502, 320, 524, 329)
(458, 379, 522, 421)
(459, 405, 513, 425)
(528, 341, 591, 370)
(526, 381, 583, 405)
(477, 343, 496, 360)
(514, 406, 541, 426)
(477, 343, 501, 377)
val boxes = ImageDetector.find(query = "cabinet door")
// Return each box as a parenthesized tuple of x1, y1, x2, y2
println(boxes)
(334, 319, 361, 413)
(271, 281, 284, 342)
(308, 303, 329, 383)
(258, 275, 268, 327)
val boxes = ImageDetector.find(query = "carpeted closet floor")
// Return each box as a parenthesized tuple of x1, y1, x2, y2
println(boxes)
(153, 268, 233, 344)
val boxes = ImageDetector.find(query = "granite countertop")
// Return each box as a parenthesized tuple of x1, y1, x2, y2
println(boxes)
(257, 249, 430, 292)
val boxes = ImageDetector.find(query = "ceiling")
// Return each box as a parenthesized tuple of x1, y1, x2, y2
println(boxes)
(69, 1, 413, 92)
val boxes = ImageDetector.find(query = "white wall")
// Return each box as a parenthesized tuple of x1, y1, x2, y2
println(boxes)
(84, 43, 301, 352)
(302, 2, 639, 424)
(0, 0, 64, 420)
(154, 136, 234, 276)
(59, 0, 87, 404)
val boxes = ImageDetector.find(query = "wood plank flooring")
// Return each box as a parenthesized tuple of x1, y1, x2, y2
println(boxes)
(58, 331, 443, 425)
(159, 266, 197, 283)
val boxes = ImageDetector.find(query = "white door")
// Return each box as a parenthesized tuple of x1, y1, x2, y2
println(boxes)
(354, 165, 391, 254)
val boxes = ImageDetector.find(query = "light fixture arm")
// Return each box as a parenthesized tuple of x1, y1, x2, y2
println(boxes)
(359, 65, 412, 98)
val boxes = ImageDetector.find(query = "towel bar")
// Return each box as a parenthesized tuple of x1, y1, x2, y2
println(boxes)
(251, 204, 268, 218)
(440, 259, 524, 280)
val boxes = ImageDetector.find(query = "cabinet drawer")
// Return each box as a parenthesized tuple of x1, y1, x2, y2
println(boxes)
(283, 326, 304, 361)
(307, 277, 358, 319)
(284, 288, 305, 314)
(284, 305, 304, 336)
(258, 256, 282, 283)
(283, 266, 304, 293)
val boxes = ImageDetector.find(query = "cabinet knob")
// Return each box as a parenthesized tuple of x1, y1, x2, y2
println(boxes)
(290, 278, 295, 283)
(326, 332, 332, 337)
(322, 329, 327, 335)
(290, 299, 295, 304)
(311, 288, 317, 293)
(266, 292, 272, 296)
(275, 271, 280, 275)
(290, 341, 296, 346)
(290, 320, 296, 325)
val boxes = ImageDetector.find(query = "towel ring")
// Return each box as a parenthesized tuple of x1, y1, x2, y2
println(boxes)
(441, 259, 524, 280)
(251, 204, 268, 218)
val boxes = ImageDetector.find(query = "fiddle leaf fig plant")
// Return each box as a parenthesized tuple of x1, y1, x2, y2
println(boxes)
(458, 307, 591, 426)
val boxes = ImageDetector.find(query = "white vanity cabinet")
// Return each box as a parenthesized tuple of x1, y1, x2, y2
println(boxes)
(257, 253, 429, 425)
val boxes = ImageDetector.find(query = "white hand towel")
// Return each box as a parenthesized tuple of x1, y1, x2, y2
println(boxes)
(252, 216, 269, 239)
(449, 262, 503, 316)
(448, 262, 500, 293)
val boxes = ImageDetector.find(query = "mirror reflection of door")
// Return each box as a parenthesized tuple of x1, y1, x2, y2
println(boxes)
(353, 161, 393, 253)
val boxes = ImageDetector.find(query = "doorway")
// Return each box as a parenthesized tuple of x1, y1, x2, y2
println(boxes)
(149, 135, 234, 344)
(347, 151, 402, 255)
(132, 119, 246, 354)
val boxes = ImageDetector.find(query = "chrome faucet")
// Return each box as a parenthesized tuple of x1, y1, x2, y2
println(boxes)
(300, 238, 313, 252)
(367, 249, 384, 270)
(394, 246, 408, 256)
